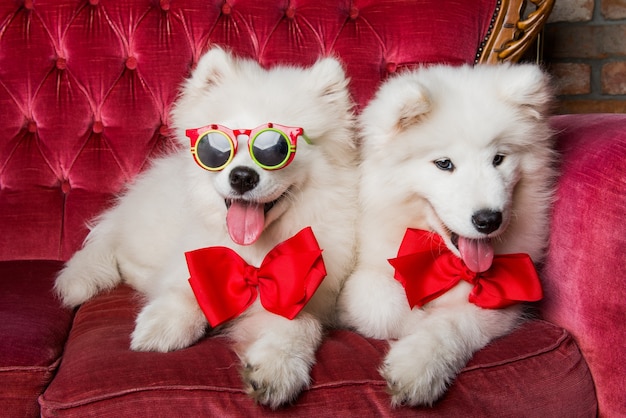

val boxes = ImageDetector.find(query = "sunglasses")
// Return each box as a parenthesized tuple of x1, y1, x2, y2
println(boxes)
(185, 123, 311, 171)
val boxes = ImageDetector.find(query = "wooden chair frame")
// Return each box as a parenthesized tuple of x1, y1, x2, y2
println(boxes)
(476, 0, 555, 64)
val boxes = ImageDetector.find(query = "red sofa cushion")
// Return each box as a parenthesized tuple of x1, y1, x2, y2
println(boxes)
(39, 285, 596, 417)
(543, 114, 626, 418)
(0, 261, 73, 417)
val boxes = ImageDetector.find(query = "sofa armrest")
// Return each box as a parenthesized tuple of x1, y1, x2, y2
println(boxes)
(542, 113, 626, 417)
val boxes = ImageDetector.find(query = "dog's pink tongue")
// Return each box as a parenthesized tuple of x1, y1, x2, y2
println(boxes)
(458, 237, 494, 273)
(226, 201, 265, 246)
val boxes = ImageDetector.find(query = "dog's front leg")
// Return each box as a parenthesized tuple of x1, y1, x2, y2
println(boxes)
(227, 307, 323, 409)
(130, 284, 208, 352)
(381, 291, 522, 407)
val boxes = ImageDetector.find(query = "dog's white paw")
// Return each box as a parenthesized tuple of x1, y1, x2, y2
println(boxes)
(54, 250, 120, 308)
(54, 268, 96, 308)
(381, 333, 466, 407)
(240, 345, 312, 409)
(233, 314, 322, 409)
(130, 296, 207, 352)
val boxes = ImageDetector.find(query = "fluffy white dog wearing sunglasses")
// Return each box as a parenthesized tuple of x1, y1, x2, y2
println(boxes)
(55, 47, 358, 408)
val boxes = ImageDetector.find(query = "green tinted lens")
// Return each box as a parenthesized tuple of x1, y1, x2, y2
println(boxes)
(251, 130, 290, 168)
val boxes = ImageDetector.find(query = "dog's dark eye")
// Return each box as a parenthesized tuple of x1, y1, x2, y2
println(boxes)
(434, 159, 455, 172)
(493, 154, 505, 167)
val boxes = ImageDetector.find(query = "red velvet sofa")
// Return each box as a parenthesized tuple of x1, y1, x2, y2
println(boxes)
(1, 1, 624, 416)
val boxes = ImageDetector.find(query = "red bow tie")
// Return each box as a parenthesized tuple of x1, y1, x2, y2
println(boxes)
(186, 227, 326, 327)
(388, 229, 542, 309)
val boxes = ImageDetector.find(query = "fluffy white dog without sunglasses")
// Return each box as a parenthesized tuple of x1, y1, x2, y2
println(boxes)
(338, 63, 556, 406)
(55, 47, 358, 408)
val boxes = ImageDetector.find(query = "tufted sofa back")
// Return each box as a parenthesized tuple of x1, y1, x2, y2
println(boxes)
(0, 0, 500, 261)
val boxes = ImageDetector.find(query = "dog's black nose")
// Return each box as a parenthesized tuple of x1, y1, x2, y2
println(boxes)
(229, 167, 259, 195)
(472, 209, 502, 234)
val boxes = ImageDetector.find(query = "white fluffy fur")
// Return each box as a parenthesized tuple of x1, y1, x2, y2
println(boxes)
(55, 47, 358, 408)
(338, 63, 556, 406)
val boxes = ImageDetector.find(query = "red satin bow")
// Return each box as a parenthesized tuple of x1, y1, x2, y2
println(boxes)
(388, 228, 543, 309)
(186, 227, 326, 327)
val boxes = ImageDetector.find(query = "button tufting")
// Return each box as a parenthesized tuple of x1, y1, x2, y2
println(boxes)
(160, 0, 170, 11)
(61, 181, 71, 194)
(221, 3, 232, 15)
(386, 62, 397, 73)
(89, 0, 99, 5)
(126, 56, 138, 70)
(285, 6, 296, 19)
(56, 57, 67, 70)
(27, 121, 37, 133)
(349, 6, 359, 20)
(93, 121, 104, 134)
(159, 124, 169, 136)
(24, 0, 33, 10)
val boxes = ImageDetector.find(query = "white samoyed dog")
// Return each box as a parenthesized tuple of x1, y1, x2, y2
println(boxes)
(338, 63, 555, 406)
(55, 47, 358, 408)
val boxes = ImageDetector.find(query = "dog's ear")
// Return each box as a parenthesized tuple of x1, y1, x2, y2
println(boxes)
(308, 57, 351, 105)
(359, 74, 432, 144)
(395, 81, 432, 131)
(359, 71, 434, 151)
(498, 64, 553, 118)
(188, 46, 237, 90)
(370, 75, 432, 132)
(171, 47, 241, 147)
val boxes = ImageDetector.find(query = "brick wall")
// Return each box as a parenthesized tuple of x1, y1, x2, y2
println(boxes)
(543, 0, 626, 113)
